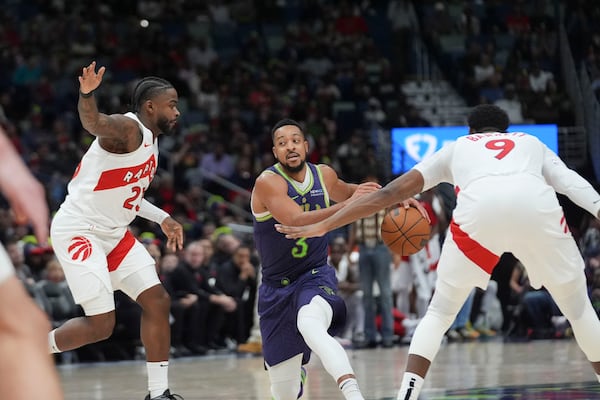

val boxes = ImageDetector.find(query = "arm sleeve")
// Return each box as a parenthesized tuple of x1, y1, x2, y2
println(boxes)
(542, 145, 600, 217)
(413, 142, 455, 191)
(138, 198, 170, 224)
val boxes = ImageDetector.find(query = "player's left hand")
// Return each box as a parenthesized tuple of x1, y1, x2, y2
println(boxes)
(160, 217, 184, 252)
(399, 198, 431, 223)
(275, 221, 327, 239)
(348, 181, 381, 202)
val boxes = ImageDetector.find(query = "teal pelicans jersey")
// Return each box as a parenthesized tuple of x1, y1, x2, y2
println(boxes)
(253, 163, 331, 286)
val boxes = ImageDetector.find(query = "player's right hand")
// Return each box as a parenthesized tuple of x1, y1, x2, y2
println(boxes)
(78, 61, 106, 95)
(400, 198, 431, 223)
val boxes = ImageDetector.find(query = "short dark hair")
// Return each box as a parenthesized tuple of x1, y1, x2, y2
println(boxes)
(467, 104, 509, 133)
(270, 118, 304, 141)
(130, 77, 174, 113)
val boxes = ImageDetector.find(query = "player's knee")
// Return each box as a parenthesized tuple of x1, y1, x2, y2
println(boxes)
(297, 298, 330, 336)
(155, 289, 171, 313)
(138, 285, 171, 314)
(296, 312, 312, 336)
(87, 312, 116, 341)
(548, 277, 587, 320)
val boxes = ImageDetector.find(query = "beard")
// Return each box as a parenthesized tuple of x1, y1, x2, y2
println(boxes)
(278, 158, 306, 174)
(157, 115, 174, 135)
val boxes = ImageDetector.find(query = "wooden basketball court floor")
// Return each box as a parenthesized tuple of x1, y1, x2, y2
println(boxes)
(58, 338, 600, 400)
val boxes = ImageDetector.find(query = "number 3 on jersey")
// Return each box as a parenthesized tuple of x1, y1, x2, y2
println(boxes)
(292, 237, 308, 258)
(485, 139, 515, 160)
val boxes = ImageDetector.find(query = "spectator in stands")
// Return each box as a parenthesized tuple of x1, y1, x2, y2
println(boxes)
(387, 0, 419, 73)
(5, 238, 35, 286)
(424, 2, 456, 40)
(329, 236, 364, 345)
(216, 244, 257, 345)
(479, 73, 505, 104)
(446, 290, 480, 341)
(168, 240, 237, 351)
(187, 38, 219, 69)
(473, 54, 497, 88)
(580, 215, 600, 257)
(528, 61, 554, 93)
(348, 177, 394, 349)
(390, 252, 412, 317)
(336, 132, 369, 182)
(200, 141, 235, 196)
(506, 3, 531, 34)
(212, 232, 242, 266)
(494, 83, 526, 124)
(459, 4, 481, 37)
(526, 78, 572, 124)
(522, 287, 566, 339)
(334, 4, 368, 37)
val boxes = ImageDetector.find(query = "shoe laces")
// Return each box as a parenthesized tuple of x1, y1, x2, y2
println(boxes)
(166, 393, 184, 400)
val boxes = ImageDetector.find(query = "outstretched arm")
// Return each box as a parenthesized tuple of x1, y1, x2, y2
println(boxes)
(542, 146, 600, 218)
(0, 128, 48, 243)
(276, 169, 425, 238)
(138, 199, 184, 252)
(252, 170, 380, 226)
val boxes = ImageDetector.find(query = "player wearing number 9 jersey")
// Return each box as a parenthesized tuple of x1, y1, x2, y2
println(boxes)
(275, 104, 600, 400)
(49, 62, 185, 400)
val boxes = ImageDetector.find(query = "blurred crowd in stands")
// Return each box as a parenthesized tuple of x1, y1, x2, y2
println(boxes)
(416, 0, 575, 125)
(0, 0, 598, 362)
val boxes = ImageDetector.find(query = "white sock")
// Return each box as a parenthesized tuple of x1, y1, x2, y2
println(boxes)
(339, 377, 364, 400)
(396, 372, 424, 400)
(48, 329, 61, 353)
(147, 361, 169, 398)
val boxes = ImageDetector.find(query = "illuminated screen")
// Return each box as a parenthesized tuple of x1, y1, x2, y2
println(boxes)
(390, 124, 558, 175)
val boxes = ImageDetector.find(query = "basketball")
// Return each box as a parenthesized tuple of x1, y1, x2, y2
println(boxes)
(380, 205, 431, 256)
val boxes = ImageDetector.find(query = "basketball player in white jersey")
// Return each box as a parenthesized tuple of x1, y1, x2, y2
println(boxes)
(49, 62, 184, 400)
(0, 127, 64, 399)
(277, 104, 600, 399)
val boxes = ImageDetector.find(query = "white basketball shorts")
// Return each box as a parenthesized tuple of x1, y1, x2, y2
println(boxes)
(50, 210, 160, 316)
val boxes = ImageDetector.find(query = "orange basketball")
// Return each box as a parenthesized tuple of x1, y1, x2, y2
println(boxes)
(380, 205, 431, 256)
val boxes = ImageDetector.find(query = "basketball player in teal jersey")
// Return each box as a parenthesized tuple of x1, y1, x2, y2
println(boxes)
(252, 119, 375, 400)
(252, 119, 427, 400)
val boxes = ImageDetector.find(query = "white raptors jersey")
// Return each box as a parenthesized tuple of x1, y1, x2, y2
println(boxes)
(58, 112, 158, 229)
(414, 132, 600, 218)
(414, 132, 600, 290)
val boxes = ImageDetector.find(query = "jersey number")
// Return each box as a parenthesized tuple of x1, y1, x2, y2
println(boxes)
(292, 237, 308, 258)
(485, 139, 515, 160)
(123, 186, 144, 212)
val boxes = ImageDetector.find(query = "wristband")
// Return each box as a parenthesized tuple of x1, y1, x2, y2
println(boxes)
(139, 199, 170, 224)
(79, 90, 95, 98)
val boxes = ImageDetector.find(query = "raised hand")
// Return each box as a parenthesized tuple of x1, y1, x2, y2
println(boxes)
(78, 61, 106, 95)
